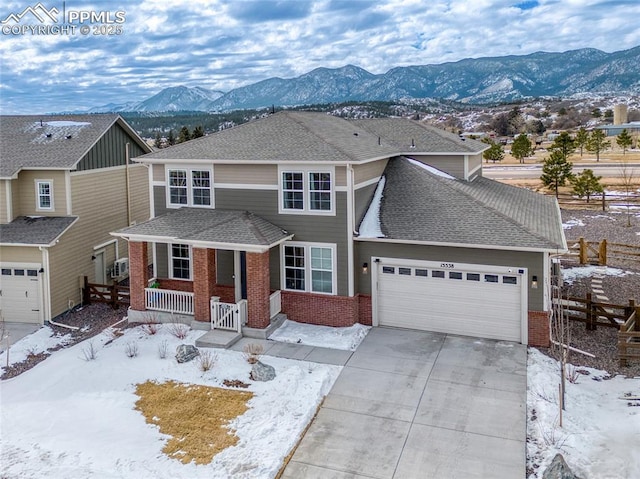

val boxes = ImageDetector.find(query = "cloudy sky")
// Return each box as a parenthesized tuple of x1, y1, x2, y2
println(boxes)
(1, 0, 639, 114)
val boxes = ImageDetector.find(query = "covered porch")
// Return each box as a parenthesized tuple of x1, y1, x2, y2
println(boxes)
(112, 208, 293, 335)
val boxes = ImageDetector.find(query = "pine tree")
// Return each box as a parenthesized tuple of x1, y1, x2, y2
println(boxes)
(178, 126, 191, 143)
(167, 129, 176, 146)
(586, 129, 610, 162)
(571, 169, 603, 203)
(153, 132, 162, 149)
(548, 131, 575, 161)
(541, 150, 574, 198)
(481, 138, 505, 163)
(192, 125, 204, 138)
(511, 133, 532, 164)
(574, 127, 588, 157)
(616, 128, 633, 155)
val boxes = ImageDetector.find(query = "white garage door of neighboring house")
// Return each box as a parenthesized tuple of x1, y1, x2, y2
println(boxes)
(374, 258, 526, 343)
(0, 266, 42, 323)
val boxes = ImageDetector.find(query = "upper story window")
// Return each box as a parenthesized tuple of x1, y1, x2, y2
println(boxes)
(279, 166, 334, 215)
(167, 167, 212, 208)
(36, 180, 53, 210)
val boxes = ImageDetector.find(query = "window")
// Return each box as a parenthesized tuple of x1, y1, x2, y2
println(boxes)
(168, 168, 212, 207)
(432, 270, 445, 278)
(27, 270, 38, 277)
(503, 276, 518, 285)
(415, 269, 428, 277)
(280, 167, 334, 214)
(484, 274, 499, 283)
(282, 243, 335, 294)
(467, 273, 480, 281)
(170, 244, 191, 279)
(282, 172, 304, 210)
(14, 269, 25, 276)
(1, 269, 11, 275)
(399, 267, 412, 275)
(449, 271, 463, 280)
(382, 266, 395, 274)
(36, 180, 53, 210)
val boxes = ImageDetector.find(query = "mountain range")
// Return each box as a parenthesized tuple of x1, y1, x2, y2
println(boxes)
(89, 46, 640, 113)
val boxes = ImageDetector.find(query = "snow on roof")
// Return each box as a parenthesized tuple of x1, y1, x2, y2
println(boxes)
(405, 157, 455, 179)
(358, 176, 386, 238)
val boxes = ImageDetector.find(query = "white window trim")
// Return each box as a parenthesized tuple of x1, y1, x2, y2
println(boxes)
(166, 166, 214, 209)
(35, 179, 54, 211)
(168, 243, 192, 280)
(278, 165, 335, 215)
(280, 241, 337, 295)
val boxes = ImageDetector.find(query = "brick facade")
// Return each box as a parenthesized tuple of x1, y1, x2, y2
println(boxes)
(128, 241, 149, 310)
(193, 248, 216, 322)
(281, 291, 359, 327)
(246, 251, 270, 329)
(358, 294, 372, 326)
(528, 310, 550, 347)
(157, 279, 193, 292)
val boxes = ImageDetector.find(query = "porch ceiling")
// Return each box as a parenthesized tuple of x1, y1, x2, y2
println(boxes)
(112, 208, 292, 252)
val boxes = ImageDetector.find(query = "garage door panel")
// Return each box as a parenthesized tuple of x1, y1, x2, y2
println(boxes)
(0, 267, 41, 323)
(377, 261, 523, 342)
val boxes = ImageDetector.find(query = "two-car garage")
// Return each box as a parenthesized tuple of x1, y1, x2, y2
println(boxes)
(373, 258, 527, 343)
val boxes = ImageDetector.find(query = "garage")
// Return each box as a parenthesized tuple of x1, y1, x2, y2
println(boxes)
(374, 258, 526, 342)
(0, 266, 42, 324)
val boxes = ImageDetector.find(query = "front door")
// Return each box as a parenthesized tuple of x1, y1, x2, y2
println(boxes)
(94, 251, 106, 284)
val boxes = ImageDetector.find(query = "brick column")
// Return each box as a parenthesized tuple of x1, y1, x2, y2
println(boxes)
(528, 310, 550, 347)
(129, 241, 149, 311)
(193, 248, 216, 322)
(246, 251, 270, 329)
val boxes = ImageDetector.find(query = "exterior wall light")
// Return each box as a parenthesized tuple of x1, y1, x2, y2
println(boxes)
(531, 275, 538, 289)
(362, 262, 369, 274)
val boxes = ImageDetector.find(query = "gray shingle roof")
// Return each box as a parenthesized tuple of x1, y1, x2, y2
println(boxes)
(113, 208, 291, 250)
(0, 114, 142, 178)
(138, 111, 476, 163)
(351, 118, 487, 154)
(366, 157, 565, 251)
(0, 216, 78, 246)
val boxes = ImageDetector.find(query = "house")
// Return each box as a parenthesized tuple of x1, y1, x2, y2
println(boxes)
(0, 114, 151, 324)
(113, 112, 566, 347)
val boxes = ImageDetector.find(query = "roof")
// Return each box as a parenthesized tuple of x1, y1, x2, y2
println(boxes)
(351, 118, 487, 154)
(359, 157, 566, 251)
(137, 111, 480, 163)
(0, 114, 149, 178)
(112, 208, 293, 252)
(0, 216, 78, 246)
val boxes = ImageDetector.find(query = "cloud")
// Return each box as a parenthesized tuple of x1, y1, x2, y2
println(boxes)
(0, 0, 638, 113)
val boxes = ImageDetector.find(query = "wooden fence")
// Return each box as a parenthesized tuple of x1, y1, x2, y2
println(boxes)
(557, 191, 640, 211)
(557, 294, 640, 366)
(82, 276, 130, 309)
(564, 237, 640, 266)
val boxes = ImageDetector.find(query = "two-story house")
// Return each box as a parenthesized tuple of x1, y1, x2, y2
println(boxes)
(113, 112, 566, 347)
(0, 114, 151, 324)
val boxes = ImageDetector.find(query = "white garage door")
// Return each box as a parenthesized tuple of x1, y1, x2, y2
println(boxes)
(376, 259, 525, 342)
(0, 266, 41, 323)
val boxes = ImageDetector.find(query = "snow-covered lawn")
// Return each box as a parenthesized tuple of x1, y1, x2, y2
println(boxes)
(268, 319, 370, 351)
(527, 349, 640, 478)
(1, 325, 341, 479)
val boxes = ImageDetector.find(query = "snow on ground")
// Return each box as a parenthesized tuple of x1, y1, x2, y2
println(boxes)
(406, 157, 456, 179)
(562, 218, 585, 229)
(1, 325, 341, 479)
(527, 348, 640, 479)
(268, 319, 370, 351)
(358, 176, 386, 238)
(561, 266, 635, 285)
(0, 326, 72, 370)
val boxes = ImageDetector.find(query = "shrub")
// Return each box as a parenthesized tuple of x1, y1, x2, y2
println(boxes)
(168, 323, 190, 340)
(242, 343, 264, 364)
(158, 340, 169, 359)
(197, 350, 218, 372)
(125, 341, 139, 358)
(82, 341, 97, 361)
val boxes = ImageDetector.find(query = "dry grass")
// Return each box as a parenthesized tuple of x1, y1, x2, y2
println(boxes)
(134, 380, 253, 465)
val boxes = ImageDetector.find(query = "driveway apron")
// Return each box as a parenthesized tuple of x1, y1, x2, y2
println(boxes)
(283, 327, 527, 479)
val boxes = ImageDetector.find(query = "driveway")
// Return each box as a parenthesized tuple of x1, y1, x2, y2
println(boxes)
(282, 327, 527, 478)
(0, 322, 41, 353)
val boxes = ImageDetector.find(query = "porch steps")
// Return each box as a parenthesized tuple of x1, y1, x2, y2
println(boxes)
(195, 330, 242, 349)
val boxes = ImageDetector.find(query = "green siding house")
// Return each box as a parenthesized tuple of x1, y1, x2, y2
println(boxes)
(113, 111, 566, 347)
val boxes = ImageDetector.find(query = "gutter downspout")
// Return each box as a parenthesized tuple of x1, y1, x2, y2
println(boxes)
(125, 142, 132, 226)
(346, 164, 355, 297)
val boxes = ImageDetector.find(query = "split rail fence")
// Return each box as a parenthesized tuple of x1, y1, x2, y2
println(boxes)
(564, 237, 640, 267)
(82, 276, 130, 309)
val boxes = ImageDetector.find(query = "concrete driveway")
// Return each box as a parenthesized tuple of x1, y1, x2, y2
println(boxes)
(0, 322, 41, 353)
(282, 327, 527, 478)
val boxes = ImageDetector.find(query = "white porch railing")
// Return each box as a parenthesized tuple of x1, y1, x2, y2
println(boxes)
(269, 290, 282, 319)
(211, 298, 247, 333)
(145, 288, 194, 315)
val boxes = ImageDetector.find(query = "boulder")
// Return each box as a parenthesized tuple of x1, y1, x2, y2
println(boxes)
(175, 344, 200, 363)
(543, 454, 582, 479)
(250, 361, 276, 381)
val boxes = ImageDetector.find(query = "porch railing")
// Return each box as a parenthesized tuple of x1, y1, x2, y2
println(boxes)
(269, 290, 282, 319)
(211, 298, 246, 333)
(145, 288, 194, 315)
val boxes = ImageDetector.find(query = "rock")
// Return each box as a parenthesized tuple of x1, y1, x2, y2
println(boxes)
(250, 361, 276, 381)
(175, 344, 200, 363)
(543, 454, 582, 479)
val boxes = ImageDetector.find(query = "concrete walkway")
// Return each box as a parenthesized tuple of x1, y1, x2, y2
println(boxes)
(282, 327, 527, 478)
(0, 322, 41, 353)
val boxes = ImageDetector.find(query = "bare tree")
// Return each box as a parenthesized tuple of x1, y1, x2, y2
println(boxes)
(618, 161, 637, 227)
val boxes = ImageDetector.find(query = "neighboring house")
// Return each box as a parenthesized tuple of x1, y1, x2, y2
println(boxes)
(0, 114, 151, 324)
(113, 111, 566, 346)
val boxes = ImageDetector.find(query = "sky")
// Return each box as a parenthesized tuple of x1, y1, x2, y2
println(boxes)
(1, 0, 639, 114)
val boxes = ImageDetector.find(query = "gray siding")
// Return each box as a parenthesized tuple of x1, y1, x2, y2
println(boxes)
(269, 247, 280, 291)
(355, 241, 545, 310)
(153, 186, 168, 217)
(216, 250, 234, 285)
(469, 153, 482, 178)
(355, 182, 378, 228)
(215, 189, 349, 295)
(156, 243, 168, 278)
(409, 154, 464, 179)
(76, 123, 147, 171)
